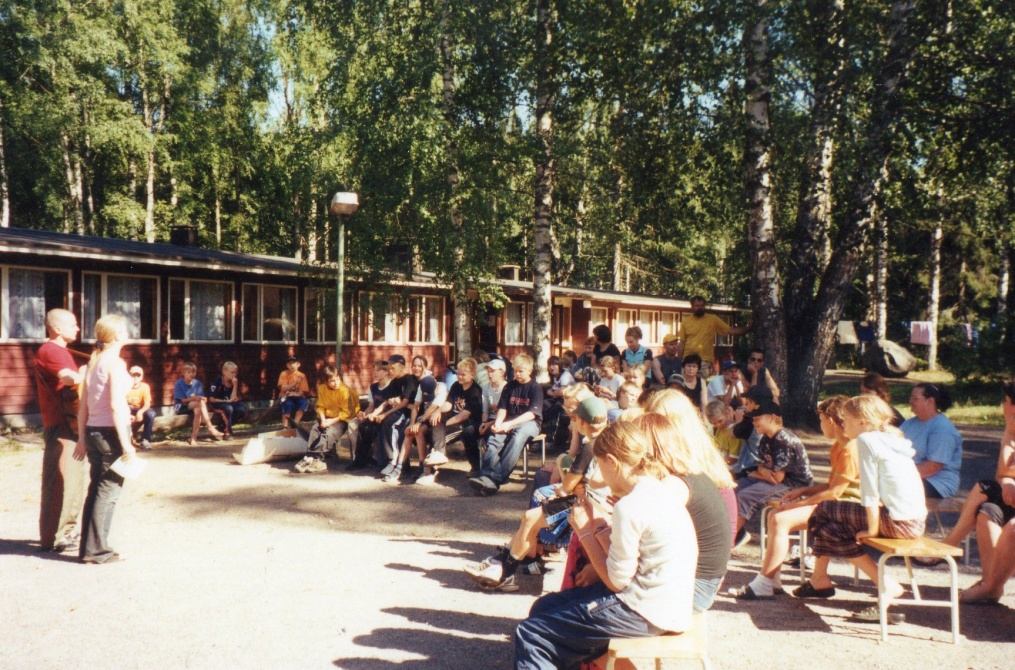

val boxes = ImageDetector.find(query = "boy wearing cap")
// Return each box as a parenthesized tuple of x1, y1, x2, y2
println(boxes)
(652, 333, 683, 387)
(374, 354, 419, 482)
(470, 353, 543, 495)
(479, 358, 508, 439)
(707, 360, 745, 405)
(733, 401, 813, 545)
(127, 366, 156, 450)
(277, 356, 311, 435)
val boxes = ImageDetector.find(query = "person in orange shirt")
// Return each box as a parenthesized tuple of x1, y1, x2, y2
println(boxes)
(126, 365, 156, 450)
(277, 356, 310, 435)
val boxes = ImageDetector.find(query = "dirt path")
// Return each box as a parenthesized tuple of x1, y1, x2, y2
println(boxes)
(1, 428, 1012, 669)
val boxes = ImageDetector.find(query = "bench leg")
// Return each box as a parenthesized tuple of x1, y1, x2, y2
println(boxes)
(945, 555, 960, 644)
(799, 528, 808, 584)
(877, 553, 890, 642)
(904, 557, 922, 601)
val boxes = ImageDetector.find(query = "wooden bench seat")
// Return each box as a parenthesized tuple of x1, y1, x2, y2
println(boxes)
(601, 614, 710, 670)
(861, 535, 964, 644)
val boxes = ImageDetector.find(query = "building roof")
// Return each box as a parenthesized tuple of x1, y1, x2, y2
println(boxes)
(0, 226, 742, 311)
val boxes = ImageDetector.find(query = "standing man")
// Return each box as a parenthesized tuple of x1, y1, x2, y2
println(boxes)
(33, 308, 87, 552)
(678, 296, 750, 366)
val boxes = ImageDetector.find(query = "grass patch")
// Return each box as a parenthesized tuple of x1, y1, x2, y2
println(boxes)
(822, 369, 1004, 427)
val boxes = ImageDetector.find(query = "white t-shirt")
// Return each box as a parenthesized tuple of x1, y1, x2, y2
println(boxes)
(608, 475, 697, 633)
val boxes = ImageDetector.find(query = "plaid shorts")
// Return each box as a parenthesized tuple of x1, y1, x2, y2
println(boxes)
(809, 500, 924, 559)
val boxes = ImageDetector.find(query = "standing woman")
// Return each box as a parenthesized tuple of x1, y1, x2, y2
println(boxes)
(74, 315, 135, 564)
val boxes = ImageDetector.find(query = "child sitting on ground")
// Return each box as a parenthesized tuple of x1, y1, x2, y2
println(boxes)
(277, 355, 310, 436)
(593, 355, 622, 409)
(293, 366, 359, 474)
(173, 362, 223, 445)
(208, 361, 246, 438)
(126, 365, 156, 450)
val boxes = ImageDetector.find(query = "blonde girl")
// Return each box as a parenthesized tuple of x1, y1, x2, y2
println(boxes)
(805, 395, 926, 621)
(73, 314, 134, 564)
(514, 419, 697, 669)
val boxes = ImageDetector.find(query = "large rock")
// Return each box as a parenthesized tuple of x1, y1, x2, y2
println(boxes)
(864, 339, 917, 378)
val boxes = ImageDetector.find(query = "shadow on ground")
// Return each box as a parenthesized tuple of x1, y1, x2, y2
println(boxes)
(0, 538, 79, 563)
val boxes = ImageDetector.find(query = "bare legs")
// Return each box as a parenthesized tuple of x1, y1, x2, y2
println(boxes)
(186, 397, 222, 445)
(961, 516, 1015, 602)
(760, 505, 814, 579)
(508, 506, 550, 561)
(939, 485, 987, 546)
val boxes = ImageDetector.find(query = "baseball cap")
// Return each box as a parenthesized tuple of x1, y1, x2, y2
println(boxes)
(286, 355, 299, 363)
(744, 384, 772, 404)
(662, 333, 680, 345)
(747, 400, 782, 418)
(129, 365, 143, 375)
(667, 373, 685, 385)
(576, 396, 607, 424)
(721, 360, 739, 371)
(487, 359, 506, 371)
(387, 354, 406, 365)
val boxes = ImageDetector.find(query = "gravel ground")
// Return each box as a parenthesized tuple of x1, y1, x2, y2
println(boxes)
(1, 426, 1012, 670)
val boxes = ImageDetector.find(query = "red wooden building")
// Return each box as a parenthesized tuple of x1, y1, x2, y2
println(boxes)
(0, 227, 743, 426)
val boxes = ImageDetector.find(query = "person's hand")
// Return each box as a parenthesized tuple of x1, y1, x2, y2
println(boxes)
(569, 503, 591, 531)
(73, 439, 86, 461)
(429, 412, 442, 427)
(573, 563, 601, 588)
(492, 422, 507, 434)
(406, 423, 420, 435)
(854, 530, 872, 544)
(131, 413, 142, 424)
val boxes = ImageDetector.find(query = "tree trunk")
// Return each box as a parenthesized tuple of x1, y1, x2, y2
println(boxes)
(784, 0, 847, 370)
(531, 0, 556, 383)
(927, 220, 942, 370)
(0, 95, 9, 228)
(612, 242, 623, 292)
(306, 198, 318, 263)
(997, 242, 1010, 322)
(440, 1, 472, 359)
(61, 133, 84, 235)
(784, 0, 922, 424)
(141, 82, 156, 243)
(744, 0, 787, 388)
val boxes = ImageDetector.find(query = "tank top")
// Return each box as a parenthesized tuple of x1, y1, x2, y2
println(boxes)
(85, 353, 130, 428)
(680, 377, 704, 409)
(656, 355, 682, 382)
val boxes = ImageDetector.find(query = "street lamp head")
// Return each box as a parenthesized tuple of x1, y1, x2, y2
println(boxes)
(330, 191, 359, 216)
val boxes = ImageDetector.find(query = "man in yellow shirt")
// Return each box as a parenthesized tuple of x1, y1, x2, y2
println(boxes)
(678, 296, 751, 364)
(294, 366, 360, 474)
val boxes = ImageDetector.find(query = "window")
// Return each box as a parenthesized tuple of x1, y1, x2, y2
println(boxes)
(615, 308, 636, 341)
(359, 293, 401, 343)
(242, 283, 297, 343)
(1, 267, 70, 340)
(304, 287, 353, 344)
(638, 310, 659, 344)
(409, 296, 445, 344)
(82, 273, 159, 341)
(504, 302, 526, 345)
(169, 278, 233, 342)
(716, 315, 734, 346)
(589, 306, 608, 336)
(658, 312, 679, 343)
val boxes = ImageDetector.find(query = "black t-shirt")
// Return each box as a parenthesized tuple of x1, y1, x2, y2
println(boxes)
(386, 374, 419, 416)
(416, 374, 438, 413)
(370, 382, 389, 409)
(569, 437, 596, 477)
(448, 381, 483, 427)
(679, 377, 704, 409)
(593, 342, 621, 364)
(497, 379, 544, 424)
(208, 377, 234, 401)
(656, 355, 683, 382)
(684, 473, 733, 580)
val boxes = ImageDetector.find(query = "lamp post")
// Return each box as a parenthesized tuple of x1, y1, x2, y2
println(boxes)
(329, 191, 359, 369)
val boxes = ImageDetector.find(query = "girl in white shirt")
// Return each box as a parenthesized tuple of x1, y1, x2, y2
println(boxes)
(514, 419, 697, 670)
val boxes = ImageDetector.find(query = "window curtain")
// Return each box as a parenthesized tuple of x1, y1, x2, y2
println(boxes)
(107, 276, 142, 339)
(8, 270, 46, 338)
(190, 282, 227, 340)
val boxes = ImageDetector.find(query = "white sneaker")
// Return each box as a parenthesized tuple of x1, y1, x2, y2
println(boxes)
(303, 458, 327, 474)
(423, 451, 449, 466)
(293, 456, 314, 473)
(415, 473, 438, 486)
(464, 557, 504, 587)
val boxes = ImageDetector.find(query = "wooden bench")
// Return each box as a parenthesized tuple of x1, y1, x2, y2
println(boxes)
(601, 614, 710, 670)
(860, 536, 964, 644)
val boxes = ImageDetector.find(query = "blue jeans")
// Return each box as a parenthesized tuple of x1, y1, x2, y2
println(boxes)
(280, 396, 309, 419)
(693, 576, 723, 612)
(515, 583, 662, 670)
(80, 427, 126, 563)
(482, 420, 540, 487)
(132, 409, 158, 442)
(210, 401, 246, 432)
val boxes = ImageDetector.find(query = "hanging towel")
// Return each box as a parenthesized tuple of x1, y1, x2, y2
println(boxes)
(910, 321, 934, 345)
(836, 320, 859, 345)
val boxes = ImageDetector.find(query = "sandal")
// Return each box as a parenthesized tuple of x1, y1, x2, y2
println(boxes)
(853, 604, 905, 624)
(792, 581, 836, 599)
(728, 584, 772, 600)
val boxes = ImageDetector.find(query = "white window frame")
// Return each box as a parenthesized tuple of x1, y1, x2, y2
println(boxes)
(504, 301, 528, 346)
(358, 292, 403, 344)
(241, 282, 298, 344)
(168, 277, 235, 344)
(716, 315, 734, 347)
(81, 271, 161, 344)
(588, 306, 609, 336)
(0, 266, 72, 342)
(638, 310, 659, 345)
(408, 294, 446, 345)
(304, 286, 354, 344)
(658, 311, 680, 344)
(614, 308, 636, 342)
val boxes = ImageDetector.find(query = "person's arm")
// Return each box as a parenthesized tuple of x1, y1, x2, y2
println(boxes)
(916, 460, 944, 478)
(569, 504, 622, 592)
(764, 368, 781, 403)
(138, 385, 152, 414)
(650, 358, 665, 386)
(74, 368, 90, 461)
(58, 367, 82, 387)
(856, 505, 881, 541)
(110, 363, 136, 458)
(699, 381, 708, 409)
(491, 408, 509, 432)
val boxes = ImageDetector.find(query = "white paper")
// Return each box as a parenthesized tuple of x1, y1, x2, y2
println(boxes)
(110, 455, 147, 480)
